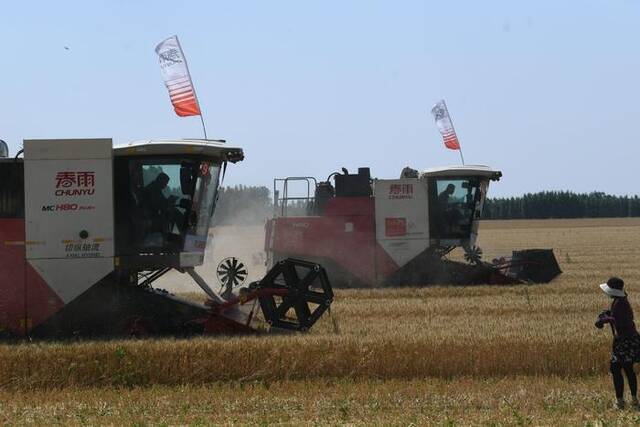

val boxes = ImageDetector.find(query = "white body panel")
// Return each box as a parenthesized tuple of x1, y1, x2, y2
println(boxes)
(374, 179, 431, 267)
(24, 139, 115, 303)
(28, 258, 115, 303)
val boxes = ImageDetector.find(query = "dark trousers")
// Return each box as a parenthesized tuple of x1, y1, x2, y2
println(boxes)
(610, 361, 638, 399)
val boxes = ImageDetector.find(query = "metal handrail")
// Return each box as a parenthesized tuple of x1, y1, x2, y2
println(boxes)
(273, 176, 317, 217)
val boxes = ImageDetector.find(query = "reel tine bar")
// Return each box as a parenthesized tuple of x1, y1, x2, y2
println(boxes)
(257, 258, 333, 331)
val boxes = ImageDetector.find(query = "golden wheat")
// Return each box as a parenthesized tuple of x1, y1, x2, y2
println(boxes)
(1, 218, 637, 391)
(2, 218, 640, 425)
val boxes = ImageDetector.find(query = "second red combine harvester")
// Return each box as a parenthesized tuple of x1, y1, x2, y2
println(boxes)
(265, 166, 561, 287)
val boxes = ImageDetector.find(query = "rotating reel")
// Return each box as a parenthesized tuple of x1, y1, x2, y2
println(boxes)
(216, 257, 248, 299)
(463, 245, 484, 265)
(254, 258, 333, 331)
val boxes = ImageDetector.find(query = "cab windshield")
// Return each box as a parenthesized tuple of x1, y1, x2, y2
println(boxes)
(429, 177, 482, 239)
(114, 156, 221, 255)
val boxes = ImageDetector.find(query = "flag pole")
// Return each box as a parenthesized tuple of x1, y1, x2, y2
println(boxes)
(174, 35, 208, 140)
(199, 115, 208, 140)
(443, 100, 465, 165)
(457, 145, 465, 165)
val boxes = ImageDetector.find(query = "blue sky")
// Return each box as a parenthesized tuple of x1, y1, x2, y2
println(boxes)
(1, 0, 639, 197)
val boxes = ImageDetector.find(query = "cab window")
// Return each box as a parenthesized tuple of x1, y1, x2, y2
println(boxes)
(114, 156, 220, 255)
(429, 177, 481, 239)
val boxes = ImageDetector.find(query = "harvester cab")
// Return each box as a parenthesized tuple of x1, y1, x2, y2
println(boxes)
(0, 138, 333, 339)
(266, 166, 560, 287)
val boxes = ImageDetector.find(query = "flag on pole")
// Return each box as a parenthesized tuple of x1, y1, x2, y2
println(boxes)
(431, 100, 460, 150)
(155, 35, 201, 117)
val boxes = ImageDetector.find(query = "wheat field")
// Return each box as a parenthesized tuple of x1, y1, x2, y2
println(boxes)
(2, 218, 640, 425)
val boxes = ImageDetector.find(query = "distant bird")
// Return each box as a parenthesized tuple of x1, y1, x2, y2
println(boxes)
(64, 46, 70, 51)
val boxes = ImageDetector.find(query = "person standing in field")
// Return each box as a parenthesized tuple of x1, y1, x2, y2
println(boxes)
(595, 277, 640, 409)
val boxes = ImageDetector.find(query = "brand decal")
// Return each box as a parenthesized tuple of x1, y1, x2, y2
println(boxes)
(385, 218, 407, 237)
(54, 171, 96, 196)
(388, 183, 413, 200)
(64, 242, 101, 258)
(41, 204, 95, 212)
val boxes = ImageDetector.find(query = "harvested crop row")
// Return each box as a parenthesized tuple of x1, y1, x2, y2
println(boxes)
(0, 376, 628, 426)
(0, 335, 611, 389)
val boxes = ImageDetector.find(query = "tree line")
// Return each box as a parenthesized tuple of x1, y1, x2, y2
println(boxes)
(482, 191, 640, 219)
(212, 186, 640, 224)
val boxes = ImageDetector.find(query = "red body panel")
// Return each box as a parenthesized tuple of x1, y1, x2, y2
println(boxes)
(0, 219, 27, 335)
(374, 243, 399, 283)
(0, 219, 64, 336)
(269, 197, 399, 285)
(322, 196, 372, 216)
(25, 263, 64, 332)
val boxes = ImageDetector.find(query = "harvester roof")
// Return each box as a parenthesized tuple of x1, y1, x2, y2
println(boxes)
(420, 165, 502, 181)
(113, 139, 244, 163)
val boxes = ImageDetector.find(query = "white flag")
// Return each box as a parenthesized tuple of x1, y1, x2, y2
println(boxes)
(155, 35, 201, 117)
(431, 100, 460, 150)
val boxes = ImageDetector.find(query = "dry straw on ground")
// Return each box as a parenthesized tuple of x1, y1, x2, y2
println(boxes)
(1, 377, 637, 425)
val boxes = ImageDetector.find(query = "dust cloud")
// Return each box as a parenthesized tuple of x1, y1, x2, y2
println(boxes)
(153, 197, 271, 293)
(154, 224, 268, 294)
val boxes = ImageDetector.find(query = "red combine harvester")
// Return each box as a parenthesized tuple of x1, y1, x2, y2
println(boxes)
(265, 166, 561, 287)
(0, 138, 333, 339)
